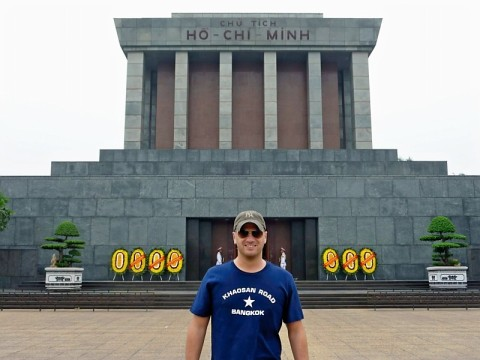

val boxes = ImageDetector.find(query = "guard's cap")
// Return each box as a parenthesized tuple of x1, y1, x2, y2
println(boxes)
(233, 210, 266, 232)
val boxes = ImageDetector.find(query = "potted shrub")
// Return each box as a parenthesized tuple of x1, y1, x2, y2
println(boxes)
(41, 220, 85, 290)
(419, 216, 468, 289)
(0, 192, 14, 232)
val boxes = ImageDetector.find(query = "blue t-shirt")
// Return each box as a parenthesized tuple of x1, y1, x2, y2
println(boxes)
(190, 261, 304, 360)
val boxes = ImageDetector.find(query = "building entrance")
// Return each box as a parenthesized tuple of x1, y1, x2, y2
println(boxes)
(209, 219, 292, 270)
(186, 218, 317, 281)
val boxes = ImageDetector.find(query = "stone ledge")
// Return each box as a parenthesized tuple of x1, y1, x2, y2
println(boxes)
(51, 159, 447, 177)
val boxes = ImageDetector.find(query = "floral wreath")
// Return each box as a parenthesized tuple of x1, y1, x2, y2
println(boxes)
(148, 248, 166, 275)
(359, 247, 377, 275)
(166, 248, 184, 274)
(129, 248, 147, 276)
(321, 248, 340, 275)
(111, 248, 129, 275)
(341, 248, 359, 275)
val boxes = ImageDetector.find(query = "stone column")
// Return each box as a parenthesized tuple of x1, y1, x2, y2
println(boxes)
(264, 52, 277, 149)
(173, 52, 189, 149)
(351, 52, 372, 149)
(342, 68, 354, 149)
(219, 52, 232, 149)
(307, 52, 323, 149)
(124, 52, 145, 149)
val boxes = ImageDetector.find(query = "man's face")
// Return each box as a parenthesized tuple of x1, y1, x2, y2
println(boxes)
(233, 223, 267, 259)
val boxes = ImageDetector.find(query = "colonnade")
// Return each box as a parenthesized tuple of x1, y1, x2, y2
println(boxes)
(123, 50, 372, 150)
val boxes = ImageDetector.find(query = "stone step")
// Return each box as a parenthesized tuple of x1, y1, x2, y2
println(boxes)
(51, 160, 447, 177)
(99, 149, 400, 163)
(7, 281, 479, 310)
(3, 287, 480, 310)
(19, 280, 480, 291)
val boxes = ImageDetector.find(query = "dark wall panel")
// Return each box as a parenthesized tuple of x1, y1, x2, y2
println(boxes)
(188, 55, 219, 149)
(291, 220, 306, 280)
(155, 60, 175, 149)
(212, 220, 236, 264)
(199, 221, 213, 278)
(186, 219, 200, 280)
(277, 56, 308, 149)
(264, 220, 291, 271)
(305, 219, 318, 280)
(232, 53, 264, 149)
(322, 62, 341, 149)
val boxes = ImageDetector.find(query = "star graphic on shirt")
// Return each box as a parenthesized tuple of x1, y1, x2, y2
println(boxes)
(244, 296, 255, 308)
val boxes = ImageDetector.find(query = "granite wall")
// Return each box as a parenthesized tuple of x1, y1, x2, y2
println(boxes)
(1, 149, 479, 288)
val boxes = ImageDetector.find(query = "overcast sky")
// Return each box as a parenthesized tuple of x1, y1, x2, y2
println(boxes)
(1, 0, 479, 176)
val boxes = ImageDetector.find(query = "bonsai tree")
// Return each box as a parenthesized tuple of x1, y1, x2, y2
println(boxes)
(420, 216, 468, 266)
(0, 192, 14, 232)
(41, 220, 85, 267)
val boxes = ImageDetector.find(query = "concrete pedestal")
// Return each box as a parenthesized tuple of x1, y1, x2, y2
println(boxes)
(427, 266, 468, 289)
(45, 267, 84, 290)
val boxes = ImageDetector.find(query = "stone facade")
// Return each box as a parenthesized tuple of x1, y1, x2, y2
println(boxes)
(1, 149, 479, 288)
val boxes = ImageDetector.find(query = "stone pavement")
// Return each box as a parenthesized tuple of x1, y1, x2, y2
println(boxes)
(0, 308, 479, 359)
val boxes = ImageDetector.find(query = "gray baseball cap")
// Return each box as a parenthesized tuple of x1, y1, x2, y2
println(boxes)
(233, 210, 266, 232)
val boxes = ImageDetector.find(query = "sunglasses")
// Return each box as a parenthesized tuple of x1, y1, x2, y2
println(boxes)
(238, 229, 264, 239)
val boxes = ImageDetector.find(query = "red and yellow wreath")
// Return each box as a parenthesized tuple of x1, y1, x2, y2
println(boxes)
(166, 248, 184, 274)
(359, 248, 377, 275)
(129, 248, 147, 275)
(111, 248, 129, 275)
(341, 248, 359, 275)
(321, 248, 340, 274)
(148, 248, 166, 275)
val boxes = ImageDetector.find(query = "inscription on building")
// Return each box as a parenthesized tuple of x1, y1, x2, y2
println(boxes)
(185, 18, 310, 42)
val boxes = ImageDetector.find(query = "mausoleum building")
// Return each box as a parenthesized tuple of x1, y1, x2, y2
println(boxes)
(0, 13, 479, 287)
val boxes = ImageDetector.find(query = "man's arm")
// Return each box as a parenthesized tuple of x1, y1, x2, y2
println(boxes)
(286, 320, 309, 359)
(185, 314, 210, 360)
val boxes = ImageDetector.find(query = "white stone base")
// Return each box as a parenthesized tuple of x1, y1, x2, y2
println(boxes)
(45, 267, 84, 290)
(427, 266, 468, 289)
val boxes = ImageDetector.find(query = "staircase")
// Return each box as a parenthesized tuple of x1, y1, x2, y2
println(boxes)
(1, 280, 479, 311)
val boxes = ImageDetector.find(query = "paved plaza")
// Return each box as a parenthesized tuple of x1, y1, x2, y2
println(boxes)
(0, 308, 479, 359)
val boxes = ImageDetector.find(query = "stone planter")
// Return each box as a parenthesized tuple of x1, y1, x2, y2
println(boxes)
(45, 267, 84, 290)
(426, 266, 468, 289)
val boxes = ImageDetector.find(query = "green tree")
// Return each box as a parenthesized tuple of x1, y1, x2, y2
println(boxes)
(41, 221, 85, 267)
(0, 192, 14, 232)
(419, 216, 468, 266)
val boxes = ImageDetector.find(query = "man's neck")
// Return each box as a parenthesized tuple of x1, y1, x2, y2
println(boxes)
(234, 257, 266, 273)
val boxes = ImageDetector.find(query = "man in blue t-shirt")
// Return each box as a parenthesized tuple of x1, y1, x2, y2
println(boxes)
(186, 210, 309, 359)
